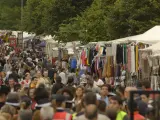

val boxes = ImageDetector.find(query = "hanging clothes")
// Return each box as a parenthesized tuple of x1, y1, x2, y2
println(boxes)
(81, 49, 86, 66)
(127, 46, 131, 72)
(112, 43, 117, 64)
(131, 46, 136, 73)
(106, 45, 112, 57)
(116, 45, 123, 64)
(135, 45, 139, 72)
(106, 56, 112, 78)
(123, 44, 127, 64)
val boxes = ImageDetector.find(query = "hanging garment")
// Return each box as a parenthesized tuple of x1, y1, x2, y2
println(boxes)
(131, 46, 136, 73)
(135, 45, 139, 72)
(99, 47, 104, 55)
(81, 50, 86, 65)
(106, 45, 112, 57)
(123, 45, 127, 64)
(102, 58, 107, 77)
(127, 46, 131, 72)
(116, 45, 123, 64)
(111, 43, 117, 64)
(106, 56, 112, 78)
(103, 47, 106, 55)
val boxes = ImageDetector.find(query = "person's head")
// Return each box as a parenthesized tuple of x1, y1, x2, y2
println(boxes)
(75, 86, 84, 98)
(28, 88, 35, 99)
(55, 94, 66, 108)
(0, 115, 7, 120)
(93, 75, 98, 81)
(106, 108, 118, 120)
(98, 100, 106, 113)
(32, 110, 40, 120)
(84, 92, 97, 106)
(18, 110, 32, 120)
(6, 92, 20, 110)
(40, 107, 54, 120)
(20, 96, 32, 110)
(67, 76, 74, 85)
(32, 77, 38, 85)
(6, 60, 9, 64)
(85, 104, 98, 120)
(8, 78, 15, 88)
(0, 85, 10, 102)
(61, 68, 65, 72)
(124, 87, 137, 100)
(34, 84, 49, 102)
(1, 113, 12, 120)
(1, 104, 16, 117)
(116, 86, 125, 98)
(56, 76, 62, 83)
(43, 70, 48, 77)
(14, 84, 21, 92)
(87, 76, 94, 86)
(62, 88, 73, 100)
(141, 94, 149, 104)
(142, 81, 151, 90)
(127, 100, 138, 112)
(109, 96, 122, 110)
(101, 84, 110, 97)
(25, 73, 31, 80)
(36, 70, 42, 78)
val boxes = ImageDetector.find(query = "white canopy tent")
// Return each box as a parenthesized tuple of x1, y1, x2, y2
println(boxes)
(12, 31, 36, 42)
(105, 25, 160, 45)
(140, 42, 160, 55)
(106, 35, 142, 44)
(129, 26, 160, 44)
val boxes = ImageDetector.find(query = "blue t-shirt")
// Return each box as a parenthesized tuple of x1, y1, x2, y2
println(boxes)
(70, 58, 77, 69)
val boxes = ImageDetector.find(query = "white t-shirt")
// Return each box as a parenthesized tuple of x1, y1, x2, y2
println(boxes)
(59, 72, 67, 85)
(94, 79, 104, 87)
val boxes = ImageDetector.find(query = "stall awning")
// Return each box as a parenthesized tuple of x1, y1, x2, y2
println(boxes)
(129, 26, 160, 44)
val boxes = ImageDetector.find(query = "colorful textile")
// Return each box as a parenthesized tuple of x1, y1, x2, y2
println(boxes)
(123, 44, 127, 64)
(131, 46, 135, 73)
(127, 46, 131, 72)
(106, 56, 111, 78)
(136, 45, 139, 72)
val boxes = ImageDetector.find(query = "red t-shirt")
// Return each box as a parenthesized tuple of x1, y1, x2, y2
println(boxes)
(53, 111, 72, 120)
(134, 112, 145, 120)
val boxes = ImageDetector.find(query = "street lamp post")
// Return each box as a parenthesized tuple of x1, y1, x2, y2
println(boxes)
(21, 0, 24, 49)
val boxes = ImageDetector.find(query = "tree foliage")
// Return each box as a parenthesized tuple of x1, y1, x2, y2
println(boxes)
(0, 0, 27, 30)
(1, 0, 160, 43)
(22, 0, 93, 35)
(107, 0, 160, 39)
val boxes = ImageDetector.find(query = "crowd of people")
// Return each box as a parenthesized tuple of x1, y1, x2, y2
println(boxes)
(0, 44, 158, 120)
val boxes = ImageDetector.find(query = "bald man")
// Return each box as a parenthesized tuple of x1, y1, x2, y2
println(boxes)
(123, 87, 138, 112)
(85, 104, 98, 120)
(124, 87, 137, 100)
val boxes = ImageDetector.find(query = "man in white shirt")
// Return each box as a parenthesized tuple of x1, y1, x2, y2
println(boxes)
(93, 75, 104, 87)
(4, 60, 12, 73)
(59, 68, 67, 85)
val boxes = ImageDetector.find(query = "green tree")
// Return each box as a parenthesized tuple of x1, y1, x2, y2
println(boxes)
(107, 0, 160, 39)
(0, 0, 27, 30)
(57, 0, 116, 43)
(22, 0, 93, 35)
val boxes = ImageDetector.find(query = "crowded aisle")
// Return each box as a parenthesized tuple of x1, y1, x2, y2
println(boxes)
(0, 41, 159, 120)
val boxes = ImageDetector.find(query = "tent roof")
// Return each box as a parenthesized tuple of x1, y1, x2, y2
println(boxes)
(129, 26, 160, 44)
(107, 35, 142, 44)
(141, 42, 160, 52)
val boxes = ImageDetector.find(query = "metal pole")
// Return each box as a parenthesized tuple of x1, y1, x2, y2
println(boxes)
(21, 0, 23, 27)
(21, 0, 24, 49)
